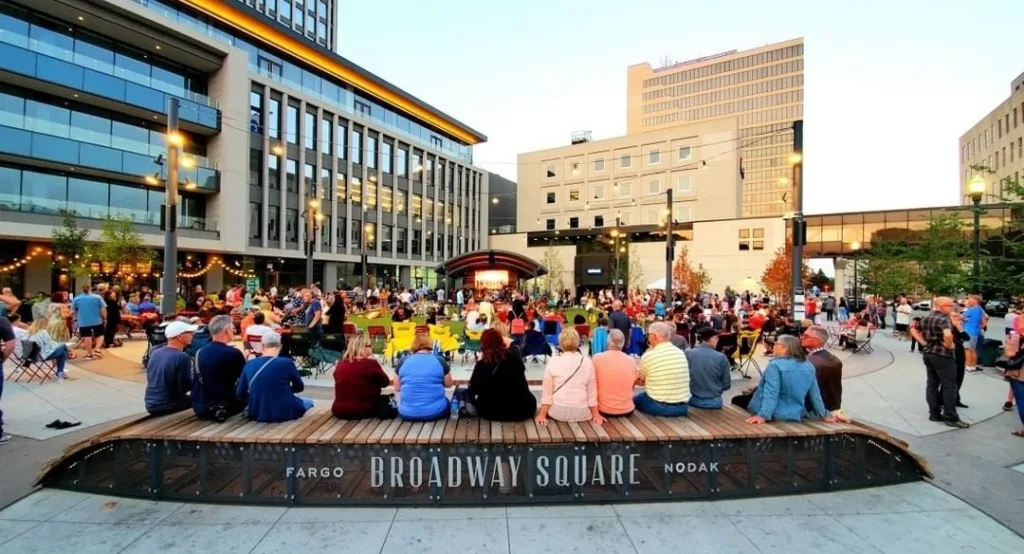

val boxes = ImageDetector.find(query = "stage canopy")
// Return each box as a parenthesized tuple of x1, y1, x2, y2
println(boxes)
(436, 249, 548, 281)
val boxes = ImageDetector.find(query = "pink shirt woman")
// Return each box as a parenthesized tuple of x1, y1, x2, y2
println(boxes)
(536, 329, 604, 426)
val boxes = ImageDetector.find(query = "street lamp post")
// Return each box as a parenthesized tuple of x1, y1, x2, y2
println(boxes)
(304, 199, 323, 286)
(789, 120, 805, 320)
(850, 241, 861, 309)
(967, 175, 986, 292)
(160, 99, 181, 316)
(361, 223, 374, 289)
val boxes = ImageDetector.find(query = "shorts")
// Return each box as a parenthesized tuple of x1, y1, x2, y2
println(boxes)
(895, 323, 909, 333)
(966, 334, 981, 351)
(79, 324, 105, 338)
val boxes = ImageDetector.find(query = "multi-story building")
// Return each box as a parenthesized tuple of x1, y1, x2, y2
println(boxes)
(626, 38, 803, 217)
(959, 71, 1024, 202)
(486, 173, 517, 235)
(516, 119, 742, 234)
(0, 0, 488, 294)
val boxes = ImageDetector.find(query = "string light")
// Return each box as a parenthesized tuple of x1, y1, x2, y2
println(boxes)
(0, 246, 52, 273)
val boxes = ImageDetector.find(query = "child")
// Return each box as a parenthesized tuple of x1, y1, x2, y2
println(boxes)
(909, 317, 922, 353)
(590, 317, 610, 356)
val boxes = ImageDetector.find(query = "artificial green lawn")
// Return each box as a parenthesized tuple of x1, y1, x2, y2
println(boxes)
(346, 308, 595, 336)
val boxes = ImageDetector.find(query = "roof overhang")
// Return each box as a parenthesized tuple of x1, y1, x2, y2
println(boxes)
(436, 250, 548, 279)
(180, 0, 487, 145)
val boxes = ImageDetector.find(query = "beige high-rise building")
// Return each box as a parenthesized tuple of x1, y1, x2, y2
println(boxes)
(958, 72, 1024, 202)
(627, 38, 804, 217)
(516, 118, 741, 234)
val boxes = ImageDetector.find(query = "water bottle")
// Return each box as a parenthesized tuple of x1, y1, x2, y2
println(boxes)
(450, 390, 461, 420)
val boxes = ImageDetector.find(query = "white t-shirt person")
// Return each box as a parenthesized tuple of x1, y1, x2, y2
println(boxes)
(895, 303, 912, 326)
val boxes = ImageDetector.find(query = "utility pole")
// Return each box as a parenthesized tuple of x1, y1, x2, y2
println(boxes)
(665, 188, 674, 298)
(305, 200, 317, 286)
(790, 120, 805, 320)
(613, 216, 622, 298)
(160, 98, 180, 316)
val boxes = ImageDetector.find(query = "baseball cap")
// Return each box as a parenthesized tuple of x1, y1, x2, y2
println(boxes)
(696, 327, 718, 343)
(165, 321, 199, 339)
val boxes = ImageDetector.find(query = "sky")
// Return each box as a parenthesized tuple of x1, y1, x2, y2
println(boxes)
(339, 0, 1023, 215)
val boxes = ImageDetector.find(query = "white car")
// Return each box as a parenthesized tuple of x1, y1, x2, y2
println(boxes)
(913, 300, 931, 311)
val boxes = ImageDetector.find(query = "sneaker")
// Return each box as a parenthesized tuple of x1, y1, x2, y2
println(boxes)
(929, 414, 943, 422)
(945, 420, 970, 429)
(1004, 401, 1015, 412)
(0, 434, 12, 445)
(967, 367, 984, 374)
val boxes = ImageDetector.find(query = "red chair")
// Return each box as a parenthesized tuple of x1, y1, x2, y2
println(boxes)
(415, 325, 429, 335)
(244, 334, 263, 359)
(497, 311, 509, 323)
(343, 322, 359, 337)
(367, 325, 388, 340)
(575, 324, 591, 348)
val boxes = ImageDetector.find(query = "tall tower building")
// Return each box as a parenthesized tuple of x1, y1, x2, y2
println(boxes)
(627, 38, 803, 217)
(236, 0, 338, 50)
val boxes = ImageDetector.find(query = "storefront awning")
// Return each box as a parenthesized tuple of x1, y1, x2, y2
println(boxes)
(436, 249, 548, 279)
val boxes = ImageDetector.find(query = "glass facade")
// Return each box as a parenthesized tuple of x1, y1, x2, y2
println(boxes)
(0, 164, 211, 230)
(128, 0, 473, 161)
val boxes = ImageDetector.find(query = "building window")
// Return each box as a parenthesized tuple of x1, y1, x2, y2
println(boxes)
(286, 105, 298, 144)
(593, 184, 605, 199)
(546, 165, 556, 178)
(678, 146, 692, 160)
(430, 135, 442, 149)
(381, 186, 393, 213)
(545, 218, 556, 230)
(594, 215, 604, 227)
(268, 98, 280, 139)
(304, 163, 315, 195)
(249, 91, 262, 133)
(354, 99, 371, 117)
(268, 154, 280, 190)
(676, 175, 692, 193)
(366, 136, 377, 169)
(738, 229, 750, 251)
(569, 217, 579, 229)
(648, 179, 661, 194)
(286, 159, 297, 193)
(351, 130, 362, 164)
(249, 202, 262, 239)
(381, 142, 392, 173)
(752, 241, 764, 250)
(381, 224, 392, 253)
(320, 117, 332, 154)
(620, 154, 632, 168)
(336, 173, 346, 200)
(617, 182, 632, 197)
(569, 190, 580, 202)
(649, 149, 661, 165)
(336, 217, 346, 248)
(397, 148, 408, 176)
(336, 122, 346, 160)
(412, 229, 421, 255)
(268, 207, 279, 240)
(320, 168, 331, 201)
(546, 192, 556, 204)
(303, 111, 316, 149)
(286, 208, 299, 242)
(397, 227, 407, 254)
(594, 158, 605, 172)
(674, 206, 692, 222)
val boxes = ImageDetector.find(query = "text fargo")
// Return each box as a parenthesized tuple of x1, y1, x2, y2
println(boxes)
(370, 453, 643, 489)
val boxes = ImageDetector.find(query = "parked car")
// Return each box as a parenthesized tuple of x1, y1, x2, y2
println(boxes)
(985, 298, 1010, 317)
(913, 300, 932, 311)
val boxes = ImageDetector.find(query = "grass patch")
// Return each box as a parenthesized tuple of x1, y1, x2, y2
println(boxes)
(346, 308, 597, 336)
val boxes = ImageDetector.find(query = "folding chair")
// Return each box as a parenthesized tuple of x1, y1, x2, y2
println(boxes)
(734, 329, 762, 379)
(16, 341, 58, 383)
(244, 334, 263, 360)
(852, 330, 874, 354)
(4, 344, 27, 381)
(310, 343, 342, 377)
(462, 329, 483, 364)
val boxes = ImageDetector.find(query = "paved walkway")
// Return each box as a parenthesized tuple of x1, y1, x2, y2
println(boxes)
(1, 323, 1022, 551)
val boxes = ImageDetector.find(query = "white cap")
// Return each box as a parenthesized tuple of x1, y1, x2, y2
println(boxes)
(165, 321, 199, 339)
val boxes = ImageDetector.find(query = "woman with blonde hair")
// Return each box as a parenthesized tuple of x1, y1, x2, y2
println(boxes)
(47, 301, 71, 344)
(536, 329, 604, 426)
(331, 334, 396, 419)
(27, 318, 71, 380)
(395, 332, 453, 421)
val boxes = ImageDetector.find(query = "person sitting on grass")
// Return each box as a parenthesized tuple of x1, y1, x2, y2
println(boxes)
(395, 332, 452, 421)
(332, 334, 397, 419)
(732, 335, 844, 425)
(236, 331, 313, 423)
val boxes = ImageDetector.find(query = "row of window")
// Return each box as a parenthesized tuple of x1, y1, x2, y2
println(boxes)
(966, 137, 1024, 175)
(737, 228, 767, 251)
(538, 206, 695, 231)
(646, 89, 803, 121)
(132, 0, 472, 161)
(643, 44, 803, 89)
(543, 176, 695, 206)
(962, 101, 1024, 162)
(644, 75, 803, 114)
(543, 146, 694, 179)
(645, 105, 804, 129)
(0, 88, 208, 165)
(244, 0, 330, 44)
(0, 7, 210, 105)
(642, 59, 804, 102)
(0, 165, 208, 230)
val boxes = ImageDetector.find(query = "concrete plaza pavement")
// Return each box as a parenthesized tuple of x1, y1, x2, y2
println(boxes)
(1, 321, 1022, 552)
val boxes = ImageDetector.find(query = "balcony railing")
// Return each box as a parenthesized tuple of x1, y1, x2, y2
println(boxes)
(0, 125, 219, 192)
(0, 194, 217, 233)
(0, 42, 219, 130)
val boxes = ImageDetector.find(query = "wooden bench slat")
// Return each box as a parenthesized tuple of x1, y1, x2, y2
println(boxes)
(602, 417, 628, 441)
(535, 418, 552, 443)
(489, 421, 501, 444)
(341, 419, 373, 444)
(523, 419, 540, 442)
(162, 419, 211, 441)
(294, 412, 337, 442)
(355, 419, 387, 445)
(390, 421, 414, 445)
(685, 409, 733, 439)
(466, 419, 481, 443)
(194, 416, 252, 442)
(266, 409, 329, 444)
(566, 421, 588, 442)
(416, 421, 436, 444)
(641, 414, 687, 441)
(630, 412, 669, 441)
(141, 414, 200, 440)
(306, 417, 346, 443)
(430, 419, 447, 443)
(504, 422, 518, 444)
(545, 419, 564, 442)
(233, 422, 270, 442)
(373, 418, 404, 444)
(617, 416, 648, 441)
(404, 422, 425, 445)
(588, 421, 611, 442)
(114, 412, 193, 440)
(441, 417, 459, 444)
(578, 420, 598, 442)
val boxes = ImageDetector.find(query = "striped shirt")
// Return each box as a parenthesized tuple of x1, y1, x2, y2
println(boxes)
(638, 341, 691, 403)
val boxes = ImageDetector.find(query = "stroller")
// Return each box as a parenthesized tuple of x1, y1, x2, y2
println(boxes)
(142, 322, 168, 367)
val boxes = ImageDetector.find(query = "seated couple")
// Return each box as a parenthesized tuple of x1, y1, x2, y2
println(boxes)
(144, 316, 313, 424)
(731, 334, 846, 424)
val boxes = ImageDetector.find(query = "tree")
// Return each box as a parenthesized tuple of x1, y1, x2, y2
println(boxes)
(809, 269, 834, 292)
(534, 246, 564, 298)
(672, 245, 709, 295)
(912, 212, 970, 296)
(760, 243, 811, 306)
(626, 244, 645, 291)
(971, 164, 1024, 298)
(92, 216, 154, 278)
(50, 209, 91, 277)
(859, 238, 918, 300)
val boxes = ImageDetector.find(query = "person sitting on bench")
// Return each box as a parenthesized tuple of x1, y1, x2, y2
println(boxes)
(685, 327, 732, 409)
(237, 332, 313, 422)
(192, 315, 246, 422)
(732, 335, 843, 425)
(395, 332, 452, 422)
(332, 334, 396, 420)
(145, 321, 196, 416)
(633, 322, 690, 417)
(467, 329, 536, 421)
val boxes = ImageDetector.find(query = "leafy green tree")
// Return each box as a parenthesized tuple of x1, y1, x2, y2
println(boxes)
(532, 246, 564, 298)
(859, 238, 918, 299)
(50, 209, 91, 277)
(809, 268, 834, 292)
(93, 216, 154, 279)
(970, 164, 1024, 298)
(912, 213, 969, 296)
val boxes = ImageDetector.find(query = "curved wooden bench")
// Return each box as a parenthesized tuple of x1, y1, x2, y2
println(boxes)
(38, 405, 930, 506)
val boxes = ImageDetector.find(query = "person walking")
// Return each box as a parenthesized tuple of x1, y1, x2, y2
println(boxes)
(0, 314, 16, 444)
(910, 297, 970, 429)
(823, 296, 836, 322)
(71, 284, 107, 360)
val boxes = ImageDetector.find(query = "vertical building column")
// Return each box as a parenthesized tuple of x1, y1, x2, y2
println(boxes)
(297, 100, 309, 250)
(277, 93, 290, 251)
(260, 86, 271, 250)
(833, 258, 847, 301)
(329, 112, 339, 254)
(205, 263, 225, 293)
(323, 261, 337, 291)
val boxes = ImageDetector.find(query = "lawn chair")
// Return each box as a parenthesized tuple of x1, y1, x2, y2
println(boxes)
(542, 320, 561, 350)
(734, 329, 762, 379)
(284, 332, 313, 375)
(309, 343, 342, 377)
(15, 341, 57, 383)
(4, 344, 27, 381)
(462, 329, 483, 364)
(851, 328, 874, 354)
(244, 334, 263, 360)
(522, 329, 551, 363)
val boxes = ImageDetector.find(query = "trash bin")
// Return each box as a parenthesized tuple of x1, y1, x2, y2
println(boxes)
(979, 338, 1003, 367)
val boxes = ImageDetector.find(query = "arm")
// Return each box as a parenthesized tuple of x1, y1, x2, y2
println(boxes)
(635, 354, 648, 386)
(288, 360, 305, 393)
(371, 361, 391, 388)
(536, 366, 554, 424)
(720, 355, 733, 391)
(585, 362, 604, 425)
(909, 326, 925, 346)
(942, 327, 954, 350)
(236, 368, 249, 402)
(177, 357, 193, 398)
(0, 318, 15, 362)
(806, 372, 829, 418)
(753, 365, 781, 421)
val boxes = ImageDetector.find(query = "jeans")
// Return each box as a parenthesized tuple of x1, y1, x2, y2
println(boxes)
(633, 392, 688, 417)
(46, 345, 69, 376)
(689, 396, 723, 409)
(300, 397, 314, 410)
(924, 353, 959, 421)
(0, 366, 4, 435)
(838, 308, 848, 322)
(1010, 380, 1024, 426)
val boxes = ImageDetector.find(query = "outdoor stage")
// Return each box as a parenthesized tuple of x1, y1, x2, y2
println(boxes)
(38, 406, 930, 507)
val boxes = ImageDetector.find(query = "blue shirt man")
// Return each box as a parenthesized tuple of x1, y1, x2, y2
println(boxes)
(684, 327, 733, 408)
(71, 287, 105, 328)
(962, 299, 985, 340)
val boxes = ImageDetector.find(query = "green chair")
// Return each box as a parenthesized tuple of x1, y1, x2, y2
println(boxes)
(310, 344, 342, 378)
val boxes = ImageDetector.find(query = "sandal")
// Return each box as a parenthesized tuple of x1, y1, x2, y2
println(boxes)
(1012, 429, 1024, 438)
(1004, 402, 1014, 411)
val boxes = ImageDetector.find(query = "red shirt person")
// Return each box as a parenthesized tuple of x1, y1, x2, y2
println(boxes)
(331, 334, 396, 419)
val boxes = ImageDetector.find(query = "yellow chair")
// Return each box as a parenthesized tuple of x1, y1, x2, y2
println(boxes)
(429, 324, 460, 353)
(384, 322, 417, 363)
(734, 328, 763, 378)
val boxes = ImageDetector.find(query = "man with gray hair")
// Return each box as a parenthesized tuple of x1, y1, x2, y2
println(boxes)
(592, 329, 639, 417)
(801, 326, 843, 414)
(192, 315, 246, 421)
(634, 322, 691, 417)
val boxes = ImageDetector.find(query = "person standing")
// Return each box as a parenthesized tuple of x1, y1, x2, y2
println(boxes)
(608, 300, 631, 351)
(910, 297, 970, 428)
(304, 290, 323, 346)
(948, 311, 971, 410)
(0, 315, 17, 444)
(823, 296, 836, 322)
(71, 284, 106, 360)
(100, 285, 121, 349)
(894, 297, 913, 340)
(962, 295, 988, 374)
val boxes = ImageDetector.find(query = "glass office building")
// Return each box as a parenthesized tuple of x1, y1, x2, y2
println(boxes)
(0, 0, 488, 292)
